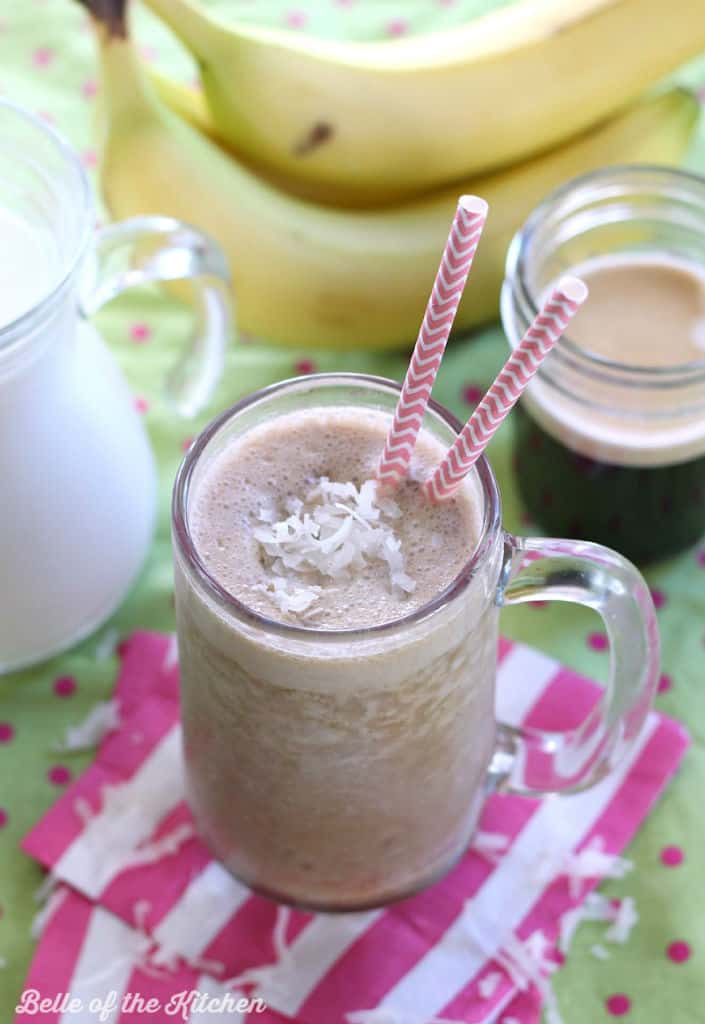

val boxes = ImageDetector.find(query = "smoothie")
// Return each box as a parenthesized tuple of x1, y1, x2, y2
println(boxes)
(567, 253, 705, 366)
(175, 405, 500, 909)
(189, 407, 479, 629)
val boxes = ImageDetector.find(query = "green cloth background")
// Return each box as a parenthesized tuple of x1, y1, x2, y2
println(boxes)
(1, 2, 704, 1021)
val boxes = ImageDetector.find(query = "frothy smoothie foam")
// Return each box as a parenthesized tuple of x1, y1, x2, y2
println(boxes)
(176, 405, 498, 908)
(190, 407, 480, 628)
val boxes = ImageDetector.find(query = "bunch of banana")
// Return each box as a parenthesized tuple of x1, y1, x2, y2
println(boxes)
(78, 0, 699, 350)
(143, 0, 705, 204)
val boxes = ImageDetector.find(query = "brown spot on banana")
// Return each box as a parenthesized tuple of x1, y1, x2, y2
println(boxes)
(292, 122, 335, 157)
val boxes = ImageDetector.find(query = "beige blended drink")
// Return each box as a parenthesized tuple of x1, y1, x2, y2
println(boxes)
(177, 405, 497, 908)
(173, 375, 660, 910)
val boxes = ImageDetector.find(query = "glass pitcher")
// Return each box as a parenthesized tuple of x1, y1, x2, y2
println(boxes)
(0, 100, 232, 673)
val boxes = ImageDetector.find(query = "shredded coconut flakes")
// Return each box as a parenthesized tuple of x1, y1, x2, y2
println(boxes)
(225, 905, 294, 1000)
(559, 891, 614, 953)
(31, 884, 68, 940)
(604, 896, 638, 945)
(119, 823, 196, 873)
(478, 969, 503, 999)
(253, 477, 415, 618)
(53, 700, 121, 753)
(561, 837, 633, 899)
(473, 830, 511, 864)
(94, 628, 119, 661)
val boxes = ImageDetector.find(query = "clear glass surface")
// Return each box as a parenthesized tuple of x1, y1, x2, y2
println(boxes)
(172, 374, 659, 910)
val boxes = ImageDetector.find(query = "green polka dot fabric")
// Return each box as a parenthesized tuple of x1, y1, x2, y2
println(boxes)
(0, 2, 704, 1021)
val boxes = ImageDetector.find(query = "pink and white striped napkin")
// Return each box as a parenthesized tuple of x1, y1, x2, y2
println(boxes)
(21, 632, 688, 1024)
(21, 887, 543, 1024)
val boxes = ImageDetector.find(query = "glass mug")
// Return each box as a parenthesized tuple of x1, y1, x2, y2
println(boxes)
(0, 100, 232, 673)
(502, 165, 705, 564)
(172, 374, 659, 911)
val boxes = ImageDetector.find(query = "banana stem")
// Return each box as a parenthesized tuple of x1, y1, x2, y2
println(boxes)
(140, 0, 220, 61)
(88, 13, 157, 125)
(75, 0, 128, 37)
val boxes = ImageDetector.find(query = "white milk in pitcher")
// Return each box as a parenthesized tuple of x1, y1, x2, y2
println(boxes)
(0, 205, 157, 671)
(0, 207, 59, 325)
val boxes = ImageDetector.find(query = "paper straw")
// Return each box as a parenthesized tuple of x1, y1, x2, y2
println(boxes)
(425, 275, 588, 503)
(377, 195, 488, 489)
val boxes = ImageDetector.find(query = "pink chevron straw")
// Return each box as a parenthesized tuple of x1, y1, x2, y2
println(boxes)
(425, 275, 588, 503)
(377, 195, 488, 489)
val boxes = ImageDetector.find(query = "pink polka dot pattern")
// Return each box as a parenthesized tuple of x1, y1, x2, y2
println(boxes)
(130, 322, 152, 343)
(285, 9, 308, 28)
(606, 994, 631, 1016)
(81, 78, 98, 99)
(667, 940, 691, 963)
(650, 587, 666, 609)
(82, 149, 97, 169)
(587, 631, 609, 652)
(32, 47, 54, 68)
(386, 18, 409, 36)
(462, 384, 482, 405)
(335, 0, 354, 6)
(181, 436, 194, 453)
(294, 359, 316, 375)
(48, 765, 72, 787)
(0, 723, 14, 743)
(140, 45, 158, 64)
(661, 845, 684, 867)
(53, 676, 77, 698)
(658, 673, 672, 694)
(0, 808, 7, 828)
(134, 397, 149, 415)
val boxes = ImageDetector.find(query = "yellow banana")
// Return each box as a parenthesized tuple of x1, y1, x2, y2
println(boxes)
(149, 70, 384, 208)
(80, 1, 698, 351)
(142, 0, 705, 203)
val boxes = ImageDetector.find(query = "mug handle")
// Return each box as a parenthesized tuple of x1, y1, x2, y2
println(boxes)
(79, 215, 233, 417)
(490, 533, 660, 795)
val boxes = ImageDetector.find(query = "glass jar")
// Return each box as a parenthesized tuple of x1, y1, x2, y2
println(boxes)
(501, 165, 705, 565)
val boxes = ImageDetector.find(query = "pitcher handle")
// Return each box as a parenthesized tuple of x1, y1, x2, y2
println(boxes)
(80, 215, 233, 417)
(491, 533, 660, 795)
